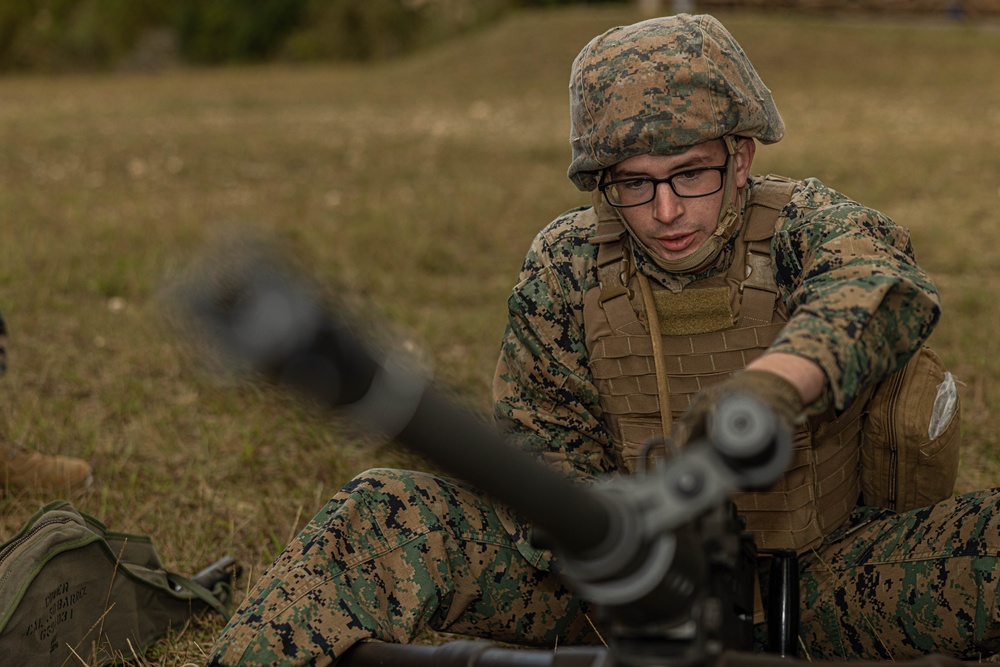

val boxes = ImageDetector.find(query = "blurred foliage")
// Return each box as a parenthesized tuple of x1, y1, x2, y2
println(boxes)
(0, 0, 614, 72)
(173, 0, 309, 64)
(281, 0, 510, 62)
(0, 0, 170, 71)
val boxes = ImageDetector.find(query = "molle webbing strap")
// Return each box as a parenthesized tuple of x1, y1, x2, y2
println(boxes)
(589, 322, 786, 416)
(591, 322, 786, 369)
(732, 391, 869, 551)
(738, 176, 799, 327)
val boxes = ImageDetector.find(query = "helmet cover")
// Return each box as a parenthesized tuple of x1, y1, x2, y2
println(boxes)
(568, 14, 784, 192)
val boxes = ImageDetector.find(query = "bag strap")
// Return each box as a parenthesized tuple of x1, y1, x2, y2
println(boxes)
(81, 509, 233, 615)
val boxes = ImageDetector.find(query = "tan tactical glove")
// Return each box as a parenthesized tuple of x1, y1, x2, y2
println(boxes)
(679, 370, 803, 446)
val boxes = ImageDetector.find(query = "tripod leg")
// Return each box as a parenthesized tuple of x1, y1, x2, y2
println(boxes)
(764, 549, 800, 657)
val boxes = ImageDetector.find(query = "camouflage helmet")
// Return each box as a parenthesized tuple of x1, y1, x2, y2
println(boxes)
(567, 14, 784, 192)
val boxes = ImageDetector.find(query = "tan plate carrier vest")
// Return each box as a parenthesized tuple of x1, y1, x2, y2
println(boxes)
(582, 176, 871, 554)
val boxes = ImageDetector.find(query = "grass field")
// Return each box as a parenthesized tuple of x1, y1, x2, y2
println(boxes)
(1, 5, 999, 664)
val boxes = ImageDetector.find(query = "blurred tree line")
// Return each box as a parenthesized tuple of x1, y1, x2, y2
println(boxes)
(0, 0, 623, 72)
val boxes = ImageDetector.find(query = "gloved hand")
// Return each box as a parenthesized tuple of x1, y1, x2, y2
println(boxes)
(679, 369, 803, 446)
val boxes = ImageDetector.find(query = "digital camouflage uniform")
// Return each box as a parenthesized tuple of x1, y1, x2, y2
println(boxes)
(207, 14, 1000, 666)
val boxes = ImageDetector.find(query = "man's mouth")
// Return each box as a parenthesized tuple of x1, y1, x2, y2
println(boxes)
(655, 232, 696, 254)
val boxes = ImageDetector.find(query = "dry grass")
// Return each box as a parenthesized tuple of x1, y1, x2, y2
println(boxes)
(1, 6, 998, 663)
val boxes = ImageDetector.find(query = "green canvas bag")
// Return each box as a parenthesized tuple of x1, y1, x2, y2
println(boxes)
(0, 500, 234, 666)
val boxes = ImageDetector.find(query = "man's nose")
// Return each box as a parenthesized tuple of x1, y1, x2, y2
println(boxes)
(652, 182, 684, 222)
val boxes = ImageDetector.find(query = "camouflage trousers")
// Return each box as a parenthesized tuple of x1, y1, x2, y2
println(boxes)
(207, 469, 1000, 665)
(794, 486, 1000, 660)
(206, 468, 597, 666)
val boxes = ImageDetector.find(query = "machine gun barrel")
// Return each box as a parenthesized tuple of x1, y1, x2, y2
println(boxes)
(400, 387, 613, 556)
(181, 261, 612, 557)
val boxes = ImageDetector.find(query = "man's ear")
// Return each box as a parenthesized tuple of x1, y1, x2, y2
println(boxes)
(734, 138, 756, 188)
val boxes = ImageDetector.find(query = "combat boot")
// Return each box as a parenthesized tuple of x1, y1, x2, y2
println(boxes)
(0, 441, 93, 492)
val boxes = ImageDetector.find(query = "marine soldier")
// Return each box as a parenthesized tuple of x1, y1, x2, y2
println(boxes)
(208, 14, 995, 665)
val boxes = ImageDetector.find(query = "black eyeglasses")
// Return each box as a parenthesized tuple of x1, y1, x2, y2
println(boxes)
(599, 162, 728, 208)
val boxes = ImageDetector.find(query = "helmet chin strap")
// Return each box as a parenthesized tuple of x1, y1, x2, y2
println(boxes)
(620, 135, 745, 275)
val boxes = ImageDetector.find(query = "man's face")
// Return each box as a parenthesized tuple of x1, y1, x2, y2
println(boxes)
(608, 139, 755, 262)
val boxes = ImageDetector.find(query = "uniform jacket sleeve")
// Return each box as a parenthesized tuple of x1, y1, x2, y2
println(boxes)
(492, 210, 618, 484)
(766, 178, 941, 411)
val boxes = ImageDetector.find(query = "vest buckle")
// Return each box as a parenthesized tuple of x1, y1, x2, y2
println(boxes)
(739, 250, 778, 295)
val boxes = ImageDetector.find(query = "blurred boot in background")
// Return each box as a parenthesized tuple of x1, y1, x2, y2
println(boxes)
(0, 441, 93, 493)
